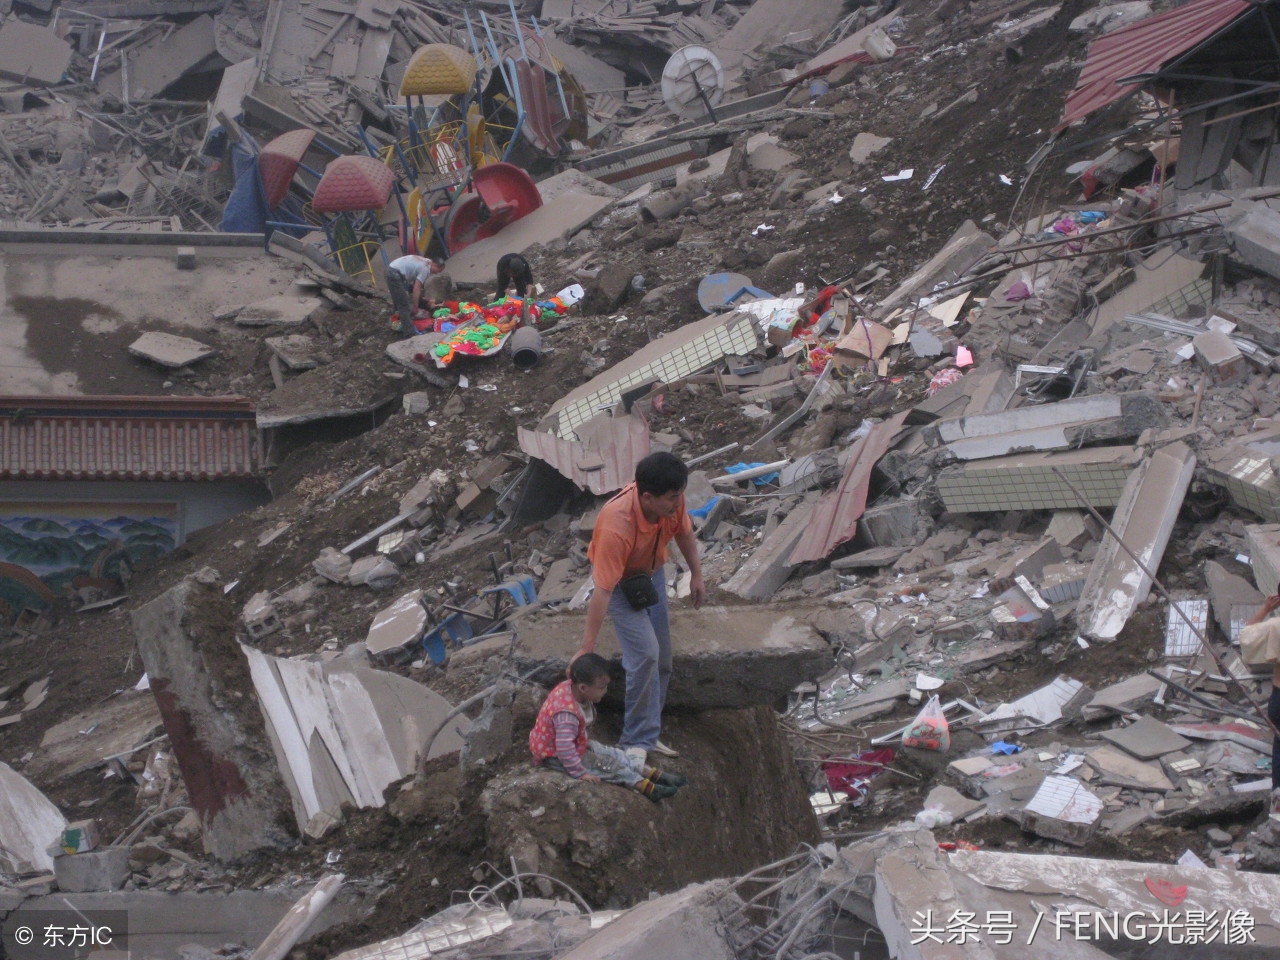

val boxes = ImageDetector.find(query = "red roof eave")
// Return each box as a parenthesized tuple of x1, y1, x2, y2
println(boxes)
(1057, 0, 1254, 131)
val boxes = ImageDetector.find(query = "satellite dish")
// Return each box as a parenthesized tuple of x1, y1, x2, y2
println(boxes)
(661, 45, 724, 122)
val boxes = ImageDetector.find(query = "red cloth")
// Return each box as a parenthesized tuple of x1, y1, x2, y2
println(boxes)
(822, 748, 895, 794)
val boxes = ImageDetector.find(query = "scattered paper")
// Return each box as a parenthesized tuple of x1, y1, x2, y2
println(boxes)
(458, 375, 470, 388)
(752, 223, 775, 235)
(956, 346, 974, 367)
(999, 174, 1014, 185)
(882, 168, 915, 182)
(923, 164, 946, 190)
(828, 191, 844, 204)
(1025, 775, 1103, 824)
(1177, 849, 1209, 869)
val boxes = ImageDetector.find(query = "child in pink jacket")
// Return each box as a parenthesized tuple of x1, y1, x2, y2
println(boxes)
(529, 653, 686, 801)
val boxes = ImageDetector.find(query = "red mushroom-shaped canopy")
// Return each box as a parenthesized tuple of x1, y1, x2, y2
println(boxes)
(258, 128, 316, 208)
(312, 155, 396, 213)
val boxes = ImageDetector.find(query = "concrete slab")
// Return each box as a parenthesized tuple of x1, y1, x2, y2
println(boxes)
(558, 881, 736, 960)
(1246, 522, 1280, 595)
(266, 334, 329, 370)
(1085, 744, 1174, 791)
(537, 557, 586, 605)
(364, 589, 427, 655)
(1099, 715, 1193, 760)
(931, 392, 1162, 460)
(724, 502, 812, 600)
(541, 36, 626, 94)
(849, 132, 892, 164)
(1076, 443, 1195, 641)
(1204, 445, 1280, 521)
(0, 17, 73, 85)
(0, 247, 290, 395)
(831, 544, 910, 570)
(509, 605, 833, 710)
(876, 220, 995, 316)
(1227, 202, 1280, 282)
(713, 0, 845, 78)
(1038, 562, 1090, 603)
(242, 645, 468, 830)
(100, 15, 217, 101)
(444, 191, 616, 288)
(1045, 509, 1099, 550)
(235, 294, 323, 327)
(923, 784, 986, 821)
(1082, 672, 1164, 720)
(913, 362, 1014, 421)
(1204, 559, 1263, 641)
(127, 331, 216, 368)
(1192, 329, 1244, 381)
(936, 446, 1142, 513)
(28, 690, 162, 782)
(539, 310, 759, 439)
(0, 762, 66, 874)
(746, 139, 799, 172)
(1092, 250, 1206, 333)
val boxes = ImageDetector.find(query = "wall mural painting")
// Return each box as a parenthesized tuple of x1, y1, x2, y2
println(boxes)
(0, 501, 179, 621)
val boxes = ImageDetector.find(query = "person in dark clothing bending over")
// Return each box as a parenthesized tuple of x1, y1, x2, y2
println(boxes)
(496, 252, 534, 298)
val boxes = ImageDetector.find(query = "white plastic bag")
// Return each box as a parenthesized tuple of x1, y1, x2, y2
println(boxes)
(902, 694, 951, 752)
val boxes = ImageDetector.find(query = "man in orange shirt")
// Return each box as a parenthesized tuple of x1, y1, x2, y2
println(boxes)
(573, 452, 705, 765)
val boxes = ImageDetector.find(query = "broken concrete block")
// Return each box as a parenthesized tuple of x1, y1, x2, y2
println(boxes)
(1099, 716, 1192, 760)
(831, 545, 910, 570)
(266, 335, 328, 371)
(402, 392, 432, 415)
(241, 591, 282, 640)
(989, 581, 1055, 642)
(1246, 523, 1280, 596)
(0, 17, 73, 85)
(930, 391, 1163, 461)
(859, 498, 928, 547)
(936, 446, 1142, 513)
(1226, 202, 1280, 283)
(348, 556, 401, 590)
(127, 331, 216, 368)
(1192, 330, 1245, 382)
(131, 578, 293, 861)
(1019, 776, 1102, 847)
(557, 881, 737, 960)
(1045, 509, 1099, 550)
(723, 502, 813, 601)
(1203, 444, 1280, 521)
(877, 220, 996, 316)
(52, 846, 130, 893)
(1085, 745, 1174, 791)
(1038, 562, 1090, 603)
(176, 246, 197, 270)
(1204, 559, 1263, 641)
(365, 589, 426, 655)
(313, 547, 353, 583)
(235, 295, 323, 327)
(989, 538, 1063, 594)
(921, 785, 986, 822)
(849, 131, 892, 164)
(1075, 443, 1195, 641)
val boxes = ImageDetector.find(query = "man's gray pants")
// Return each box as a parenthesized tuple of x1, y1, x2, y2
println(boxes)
(608, 567, 671, 751)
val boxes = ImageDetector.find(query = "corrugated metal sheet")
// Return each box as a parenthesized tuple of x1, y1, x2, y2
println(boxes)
(0, 396, 261, 481)
(788, 410, 912, 565)
(1057, 0, 1252, 130)
(517, 414, 650, 495)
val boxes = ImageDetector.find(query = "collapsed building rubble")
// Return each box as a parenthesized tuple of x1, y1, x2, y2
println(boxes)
(12, 0, 1280, 957)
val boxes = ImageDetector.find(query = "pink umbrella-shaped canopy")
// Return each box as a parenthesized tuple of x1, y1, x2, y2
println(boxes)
(258, 128, 316, 209)
(312, 155, 396, 213)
